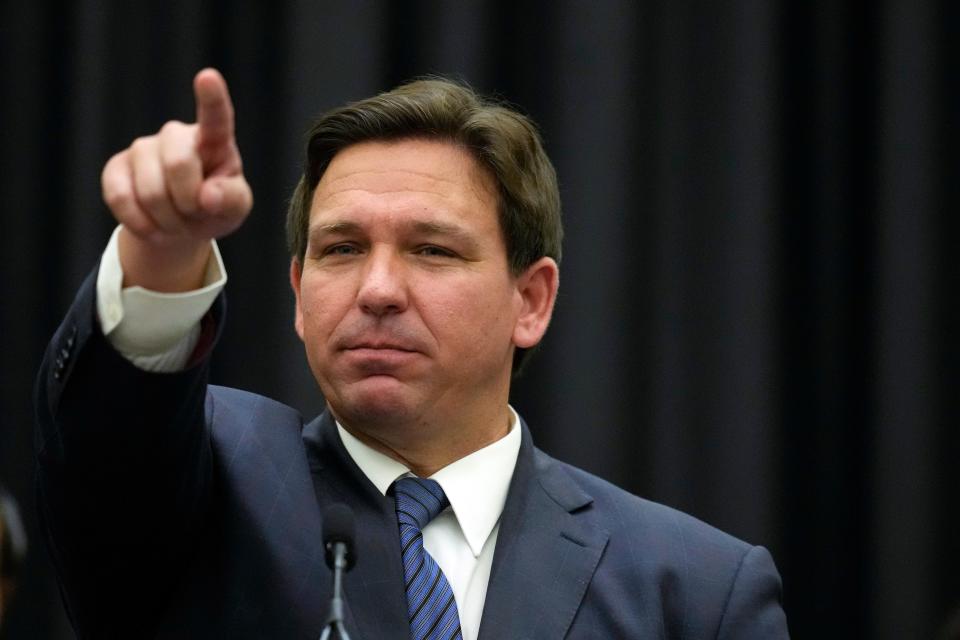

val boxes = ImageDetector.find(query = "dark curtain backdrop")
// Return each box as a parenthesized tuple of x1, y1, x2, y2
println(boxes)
(1, 2, 956, 638)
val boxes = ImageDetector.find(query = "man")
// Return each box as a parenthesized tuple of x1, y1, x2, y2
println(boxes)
(36, 69, 789, 638)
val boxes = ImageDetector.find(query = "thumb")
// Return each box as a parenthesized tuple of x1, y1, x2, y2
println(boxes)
(199, 174, 253, 218)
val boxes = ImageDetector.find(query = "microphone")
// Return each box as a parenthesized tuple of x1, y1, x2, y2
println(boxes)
(323, 503, 356, 572)
(319, 503, 355, 640)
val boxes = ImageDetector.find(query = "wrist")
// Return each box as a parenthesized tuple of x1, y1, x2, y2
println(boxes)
(118, 227, 213, 292)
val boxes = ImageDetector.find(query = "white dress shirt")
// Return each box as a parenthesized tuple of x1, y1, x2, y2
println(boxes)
(337, 416, 519, 640)
(95, 226, 521, 640)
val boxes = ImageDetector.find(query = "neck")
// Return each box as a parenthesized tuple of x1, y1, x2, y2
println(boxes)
(336, 404, 512, 477)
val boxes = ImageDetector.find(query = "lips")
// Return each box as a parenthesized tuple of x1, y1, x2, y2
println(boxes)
(344, 341, 417, 352)
(339, 342, 422, 377)
(332, 326, 429, 375)
(335, 327, 426, 354)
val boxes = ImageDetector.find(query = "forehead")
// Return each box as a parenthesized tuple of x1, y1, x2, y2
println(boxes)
(310, 139, 498, 223)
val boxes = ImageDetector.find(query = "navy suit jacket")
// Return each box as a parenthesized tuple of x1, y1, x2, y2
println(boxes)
(36, 271, 789, 638)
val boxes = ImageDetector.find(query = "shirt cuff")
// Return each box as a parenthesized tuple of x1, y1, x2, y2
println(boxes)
(95, 226, 227, 371)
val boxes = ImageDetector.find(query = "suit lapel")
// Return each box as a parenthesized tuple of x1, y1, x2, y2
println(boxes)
(303, 413, 410, 640)
(478, 424, 609, 640)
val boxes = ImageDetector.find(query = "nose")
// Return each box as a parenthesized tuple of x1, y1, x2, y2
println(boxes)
(356, 247, 408, 316)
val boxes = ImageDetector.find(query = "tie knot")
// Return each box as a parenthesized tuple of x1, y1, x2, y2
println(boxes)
(393, 477, 449, 529)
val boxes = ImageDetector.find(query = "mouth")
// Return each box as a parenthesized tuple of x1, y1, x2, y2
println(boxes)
(340, 344, 421, 375)
(344, 342, 418, 353)
(339, 331, 424, 352)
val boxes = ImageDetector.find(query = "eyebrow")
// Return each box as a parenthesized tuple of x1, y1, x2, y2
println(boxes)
(309, 221, 361, 237)
(409, 220, 476, 243)
(308, 219, 480, 248)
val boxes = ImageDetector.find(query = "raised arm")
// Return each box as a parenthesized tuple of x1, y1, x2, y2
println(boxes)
(35, 69, 248, 635)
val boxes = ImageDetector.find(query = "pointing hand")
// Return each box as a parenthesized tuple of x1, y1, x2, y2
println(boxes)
(101, 69, 253, 291)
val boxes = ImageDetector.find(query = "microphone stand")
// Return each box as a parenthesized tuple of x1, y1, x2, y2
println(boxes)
(319, 541, 352, 640)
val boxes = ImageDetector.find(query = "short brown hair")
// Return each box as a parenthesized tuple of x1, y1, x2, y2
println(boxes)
(286, 78, 563, 373)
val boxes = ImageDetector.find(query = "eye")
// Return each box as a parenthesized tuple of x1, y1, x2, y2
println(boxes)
(323, 243, 361, 256)
(416, 245, 456, 258)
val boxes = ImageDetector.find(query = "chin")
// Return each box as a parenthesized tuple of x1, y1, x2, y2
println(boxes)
(328, 376, 422, 429)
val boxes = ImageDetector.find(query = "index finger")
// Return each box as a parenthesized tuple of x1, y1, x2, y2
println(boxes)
(194, 68, 235, 149)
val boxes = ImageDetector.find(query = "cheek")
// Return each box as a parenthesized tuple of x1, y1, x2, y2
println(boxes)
(423, 280, 518, 359)
(298, 279, 352, 341)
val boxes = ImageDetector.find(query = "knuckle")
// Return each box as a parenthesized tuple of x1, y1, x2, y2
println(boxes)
(101, 172, 130, 210)
(130, 135, 150, 150)
(129, 136, 155, 158)
(136, 183, 167, 210)
(100, 164, 116, 192)
(101, 151, 125, 178)
(163, 149, 196, 176)
(159, 119, 186, 136)
(160, 128, 200, 178)
(102, 184, 131, 211)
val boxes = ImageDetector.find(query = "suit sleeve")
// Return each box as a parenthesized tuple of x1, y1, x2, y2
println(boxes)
(34, 266, 223, 637)
(715, 545, 790, 639)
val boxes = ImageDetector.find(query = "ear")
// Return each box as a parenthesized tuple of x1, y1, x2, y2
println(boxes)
(512, 257, 559, 349)
(289, 258, 305, 341)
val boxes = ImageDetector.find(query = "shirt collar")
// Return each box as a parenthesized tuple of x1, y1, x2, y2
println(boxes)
(336, 407, 522, 557)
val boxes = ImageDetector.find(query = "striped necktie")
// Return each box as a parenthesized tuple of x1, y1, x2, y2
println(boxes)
(393, 477, 463, 640)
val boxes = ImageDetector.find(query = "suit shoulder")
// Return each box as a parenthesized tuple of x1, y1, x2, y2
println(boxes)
(536, 452, 787, 636)
(542, 451, 754, 555)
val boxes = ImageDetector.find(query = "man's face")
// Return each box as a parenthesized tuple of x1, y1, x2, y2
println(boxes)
(291, 139, 548, 442)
